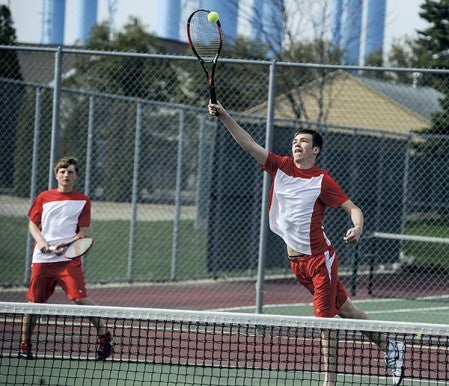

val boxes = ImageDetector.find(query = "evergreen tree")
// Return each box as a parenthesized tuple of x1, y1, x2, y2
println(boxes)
(415, 0, 449, 134)
(416, 0, 449, 68)
(0, 5, 24, 191)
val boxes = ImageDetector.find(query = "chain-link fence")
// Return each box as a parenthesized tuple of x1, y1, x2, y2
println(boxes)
(1, 46, 449, 322)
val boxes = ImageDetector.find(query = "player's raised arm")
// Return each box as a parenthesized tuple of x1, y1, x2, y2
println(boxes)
(208, 101, 268, 166)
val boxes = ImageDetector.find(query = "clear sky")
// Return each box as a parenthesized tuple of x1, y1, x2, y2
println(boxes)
(0, 0, 427, 51)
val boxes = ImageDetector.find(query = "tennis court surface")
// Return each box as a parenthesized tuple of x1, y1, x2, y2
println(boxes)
(1, 302, 448, 385)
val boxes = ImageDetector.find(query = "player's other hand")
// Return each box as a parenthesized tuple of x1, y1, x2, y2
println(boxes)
(343, 227, 362, 245)
(38, 241, 50, 253)
(52, 244, 66, 256)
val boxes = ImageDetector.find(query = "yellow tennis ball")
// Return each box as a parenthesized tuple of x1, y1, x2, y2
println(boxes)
(208, 11, 219, 23)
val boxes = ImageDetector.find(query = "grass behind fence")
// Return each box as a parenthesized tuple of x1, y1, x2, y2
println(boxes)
(0, 216, 208, 286)
(1, 215, 449, 287)
(86, 219, 208, 283)
(405, 221, 449, 270)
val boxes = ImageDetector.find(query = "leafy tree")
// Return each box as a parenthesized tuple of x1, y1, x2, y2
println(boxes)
(361, 49, 392, 80)
(231, 36, 270, 60)
(0, 5, 24, 190)
(385, 38, 422, 84)
(13, 88, 54, 197)
(66, 18, 181, 101)
(208, 36, 270, 112)
(61, 18, 193, 202)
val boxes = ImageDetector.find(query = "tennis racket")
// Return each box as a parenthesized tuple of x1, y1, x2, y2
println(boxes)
(49, 236, 94, 259)
(187, 8, 223, 104)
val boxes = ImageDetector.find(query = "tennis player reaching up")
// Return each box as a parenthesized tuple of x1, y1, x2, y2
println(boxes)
(19, 156, 113, 361)
(208, 101, 405, 386)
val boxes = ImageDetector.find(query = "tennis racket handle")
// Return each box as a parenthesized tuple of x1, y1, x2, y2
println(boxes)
(209, 85, 217, 104)
(46, 245, 64, 256)
(49, 241, 69, 250)
(48, 245, 65, 251)
(48, 242, 70, 253)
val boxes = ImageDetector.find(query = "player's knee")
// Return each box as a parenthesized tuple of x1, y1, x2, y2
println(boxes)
(338, 298, 369, 320)
(338, 298, 355, 318)
(74, 297, 93, 306)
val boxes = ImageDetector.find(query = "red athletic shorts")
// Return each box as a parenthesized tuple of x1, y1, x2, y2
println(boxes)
(26, 259, 88, 302)
(289, 247, 348, 317)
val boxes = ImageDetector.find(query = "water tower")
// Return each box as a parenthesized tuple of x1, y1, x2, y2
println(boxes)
(365, 0, 386, 60)
(250, 0, 284, 55)
(41, 0, 66, 45)
(73, 0, 98, 45)
(331, 0, 387, 66)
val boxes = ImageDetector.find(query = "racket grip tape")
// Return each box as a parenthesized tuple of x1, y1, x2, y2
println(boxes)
(209, 85, 217, 104)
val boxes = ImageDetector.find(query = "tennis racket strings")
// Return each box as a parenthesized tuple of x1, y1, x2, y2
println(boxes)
(65, 237, 93, 258)
(188, 11, 221, 62)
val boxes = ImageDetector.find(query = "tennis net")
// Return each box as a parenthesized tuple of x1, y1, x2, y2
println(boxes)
(1, 302, 448, 385)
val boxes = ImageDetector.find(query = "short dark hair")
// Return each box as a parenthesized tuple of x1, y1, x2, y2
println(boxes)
(54, 156, 79, 174)
(292, 128, 324, 157)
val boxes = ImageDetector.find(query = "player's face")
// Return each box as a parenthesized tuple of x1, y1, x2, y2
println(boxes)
(292, 133, 315, 163)
(55, 165, 78, 191)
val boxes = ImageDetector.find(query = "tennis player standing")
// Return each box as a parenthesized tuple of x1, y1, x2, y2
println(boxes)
(208, 101, 405, 386)
(19, 156, 113, 361)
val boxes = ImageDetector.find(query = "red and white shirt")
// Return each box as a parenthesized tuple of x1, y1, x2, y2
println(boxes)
(28, 189, 91, 263)
(261, 152, 349, 255)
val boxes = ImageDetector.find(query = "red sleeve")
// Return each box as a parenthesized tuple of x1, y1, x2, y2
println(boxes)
(78, 198, 91, 227)
(28, 193, 43, 226)
(321, 173, 349, 208)
(260, 152, 289, 177)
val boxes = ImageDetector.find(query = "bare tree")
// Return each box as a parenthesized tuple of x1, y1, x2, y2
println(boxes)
(236, 0, 345, 122)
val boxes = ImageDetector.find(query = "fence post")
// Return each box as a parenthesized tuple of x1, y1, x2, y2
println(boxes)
(128, 103, 142, 282)
(255, 60, 276, 314)
(170, 109, 185, 281)
(84, 96, 95, 196)
(24, 88, 43, 285)
(48, 47, 63, 189)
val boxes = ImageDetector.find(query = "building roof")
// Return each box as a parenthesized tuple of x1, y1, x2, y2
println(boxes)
(356, 76, 443, 122)
(246, 70, 443, 133)
(16, 48, 77, 84)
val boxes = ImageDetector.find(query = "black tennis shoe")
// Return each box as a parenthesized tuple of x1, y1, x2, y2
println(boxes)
(19, 341, 35, 359)
(96, 331, 113, 360)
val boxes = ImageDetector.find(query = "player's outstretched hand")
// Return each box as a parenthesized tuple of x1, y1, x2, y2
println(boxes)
(208, 100, 223, 117)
